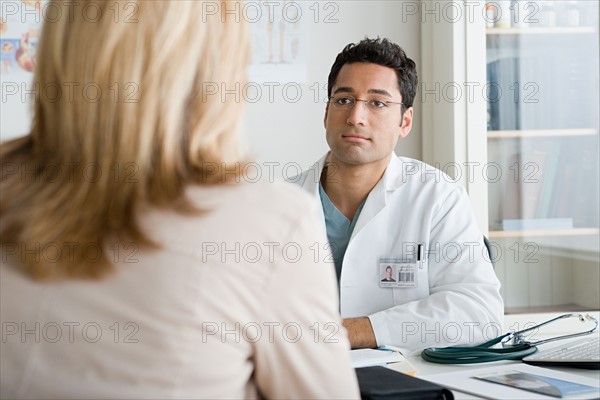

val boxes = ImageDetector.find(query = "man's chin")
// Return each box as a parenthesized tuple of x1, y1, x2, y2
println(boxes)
(333, 154, 370, 166)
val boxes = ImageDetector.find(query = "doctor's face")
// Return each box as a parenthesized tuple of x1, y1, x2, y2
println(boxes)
(324, 62, 413, 168)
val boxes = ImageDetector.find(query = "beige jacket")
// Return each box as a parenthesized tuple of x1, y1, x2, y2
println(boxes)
(1, 182, 359, 399)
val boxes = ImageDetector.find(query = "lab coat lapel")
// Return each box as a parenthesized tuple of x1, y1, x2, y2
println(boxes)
(350, 155, 404, 240)
(300, 153, 329, 223)
(301, 153, 328, 197)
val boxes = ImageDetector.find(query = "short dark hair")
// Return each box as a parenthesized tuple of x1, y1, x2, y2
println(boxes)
(327, 37, 418, 109)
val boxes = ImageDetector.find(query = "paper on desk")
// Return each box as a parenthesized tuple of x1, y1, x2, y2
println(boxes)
(350, 348, 418, 375)
(420, 363, 600, 400)
(351, 349, 403, 368)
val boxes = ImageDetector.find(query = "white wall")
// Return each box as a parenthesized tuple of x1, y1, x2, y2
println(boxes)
(242, 1, 422, 173)
(1, 2, 422, 172)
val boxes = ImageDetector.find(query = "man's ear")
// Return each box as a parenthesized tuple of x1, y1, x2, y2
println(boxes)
(324, 103, 329, 129)
(399, 107, 413, 138)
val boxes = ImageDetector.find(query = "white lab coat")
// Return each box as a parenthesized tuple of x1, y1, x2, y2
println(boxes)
(291, 153, 504, 353)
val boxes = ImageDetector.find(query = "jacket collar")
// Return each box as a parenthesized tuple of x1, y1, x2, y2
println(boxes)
(304, 153, 330, 197)
(307, 151, 406, 193)
(381, 152, 408, 192)
(308, 152, 407, 239)
(352, 154, 409, 238)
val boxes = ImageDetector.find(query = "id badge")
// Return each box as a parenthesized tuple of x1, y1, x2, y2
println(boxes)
(379, 257, 417, 288)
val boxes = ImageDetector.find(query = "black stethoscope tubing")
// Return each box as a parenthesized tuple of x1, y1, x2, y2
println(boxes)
(421, 333, 538, 364)
(421, 313, 598, 364)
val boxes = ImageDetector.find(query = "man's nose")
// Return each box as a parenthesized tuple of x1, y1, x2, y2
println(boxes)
(346, 100, 368, 126)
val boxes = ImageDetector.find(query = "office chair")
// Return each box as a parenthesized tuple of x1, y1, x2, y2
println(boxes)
(483, 236, 495, 269)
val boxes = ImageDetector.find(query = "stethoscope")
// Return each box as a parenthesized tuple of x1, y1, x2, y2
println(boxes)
(421, 313, 599, 364)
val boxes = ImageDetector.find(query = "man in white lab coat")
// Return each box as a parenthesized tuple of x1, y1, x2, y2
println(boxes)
(291, 38, 504, 353)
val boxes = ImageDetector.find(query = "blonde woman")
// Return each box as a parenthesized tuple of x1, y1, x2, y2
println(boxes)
(0, 1, 359, 398)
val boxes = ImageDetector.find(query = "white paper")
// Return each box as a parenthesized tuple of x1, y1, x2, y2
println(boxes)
(350, 349, 405, 369)
(421, 363, 600, 400)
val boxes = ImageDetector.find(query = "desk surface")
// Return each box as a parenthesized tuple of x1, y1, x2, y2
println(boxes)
(398, 311, 600, 400)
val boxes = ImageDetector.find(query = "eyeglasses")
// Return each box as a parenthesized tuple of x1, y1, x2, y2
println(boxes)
(328, 96, 404, 114)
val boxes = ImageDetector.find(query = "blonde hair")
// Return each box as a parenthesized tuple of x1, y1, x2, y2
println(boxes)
(1, 0, 250, 279)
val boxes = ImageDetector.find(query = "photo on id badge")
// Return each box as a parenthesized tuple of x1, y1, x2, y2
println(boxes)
(379, 259, 417, 288)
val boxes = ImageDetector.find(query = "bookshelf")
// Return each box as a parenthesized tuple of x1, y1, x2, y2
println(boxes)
(487, 128, 598, 139)
(490, 228, 600, 239)
(484, 1, 599, 313)
(421, 0, 599, 314)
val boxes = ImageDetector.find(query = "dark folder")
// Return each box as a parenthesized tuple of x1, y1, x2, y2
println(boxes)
(355, 366, 454, 400)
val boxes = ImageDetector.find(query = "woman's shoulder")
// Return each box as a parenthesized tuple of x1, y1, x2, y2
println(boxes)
(187, 181, 317, 217)
(141, 181, 322, 245)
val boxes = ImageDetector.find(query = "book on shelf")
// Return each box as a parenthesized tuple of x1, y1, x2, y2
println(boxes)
(487, 57, 519, 131)
(495, 136, 599, 232)
(551, 160, 576, 218)
(535, 141, 561, 218)
(522, 146, 550, 219)
(500, 152, 522, 220)
(498, 145, 550, 222)
(518, 54, 543, 131)
(570, 141, 600, 227)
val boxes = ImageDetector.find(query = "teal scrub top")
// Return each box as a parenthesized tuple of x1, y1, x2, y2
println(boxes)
(319, 182, 365, 282)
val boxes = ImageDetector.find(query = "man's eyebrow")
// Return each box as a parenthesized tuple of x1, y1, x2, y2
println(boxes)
(332, 87, 354, 95)
(368, 89, 393, 97)
(332, 87, 395, 98)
